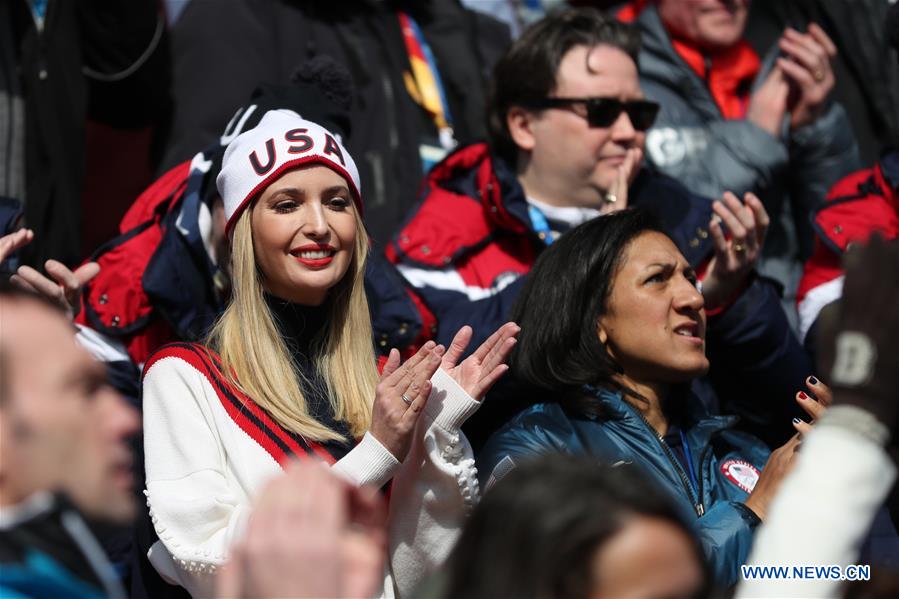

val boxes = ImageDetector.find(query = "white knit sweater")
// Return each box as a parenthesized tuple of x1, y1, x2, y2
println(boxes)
(142, 344, 481, 598)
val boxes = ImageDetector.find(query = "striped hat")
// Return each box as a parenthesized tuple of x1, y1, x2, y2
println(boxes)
(216, 109, 362, 236)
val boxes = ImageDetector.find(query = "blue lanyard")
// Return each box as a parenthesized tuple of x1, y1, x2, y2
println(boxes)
(29, 0, 48, 20)
(679, 428, 700, 497)
(528, 205, 554, 246)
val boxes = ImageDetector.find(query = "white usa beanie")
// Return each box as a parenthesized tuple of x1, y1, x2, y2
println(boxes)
(216, 109, 362, 236)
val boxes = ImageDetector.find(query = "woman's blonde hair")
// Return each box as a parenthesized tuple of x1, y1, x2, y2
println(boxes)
(206, 200, 378, 442)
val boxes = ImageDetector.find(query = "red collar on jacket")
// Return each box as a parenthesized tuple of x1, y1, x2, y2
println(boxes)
(672, 37, 760, 120)
(813, 159, 899, 255)
(390, 143, 530, 267)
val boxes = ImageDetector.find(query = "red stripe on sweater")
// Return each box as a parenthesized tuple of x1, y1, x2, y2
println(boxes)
(144, 343, 336, 466)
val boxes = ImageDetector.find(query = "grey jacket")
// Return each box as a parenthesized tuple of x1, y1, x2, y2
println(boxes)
(637, 6, 860, 297)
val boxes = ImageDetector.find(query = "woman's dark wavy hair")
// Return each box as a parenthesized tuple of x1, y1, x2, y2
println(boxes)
(509, 208, 664, 412)
(487, 7, 641, 166)
(442, 455, 709, 599)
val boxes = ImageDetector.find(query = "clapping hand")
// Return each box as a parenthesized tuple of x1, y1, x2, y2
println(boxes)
(776, 24, 837, 130)
(701, 192, 769, 311)
(370, 341, 444, 460)
(747, 65, 790, 137)
(0, 228, 34, 262)
(12, 259, 100, 319)
(1, 227, 99, 320)
(440, 322, 520, 401)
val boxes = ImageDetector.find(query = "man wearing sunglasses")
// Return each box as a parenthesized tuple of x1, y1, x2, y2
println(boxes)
(387, 7, 812, 448)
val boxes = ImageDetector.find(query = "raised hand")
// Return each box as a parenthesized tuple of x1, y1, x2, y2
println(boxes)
(11, 259, 100, 319)
(776, 24, 838, 130)
(369, 341, 444, 460)
(440, 322, 520, 401)
(792, 375, 832, 436)
(0, 228, 34, 262)
(601, 147, 642, 215)
(747, 65, 790, 137)
(701, 192, 769, 310)
(216, 461, 386, 599)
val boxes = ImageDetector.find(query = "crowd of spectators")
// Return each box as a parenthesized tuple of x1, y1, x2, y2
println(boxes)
(1, 1, 898, 597)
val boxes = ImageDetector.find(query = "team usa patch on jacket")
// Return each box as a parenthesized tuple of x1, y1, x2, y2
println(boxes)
(720, 459, 760, 493)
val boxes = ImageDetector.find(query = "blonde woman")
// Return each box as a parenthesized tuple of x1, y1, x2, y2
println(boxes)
(141, 110, 518, 598)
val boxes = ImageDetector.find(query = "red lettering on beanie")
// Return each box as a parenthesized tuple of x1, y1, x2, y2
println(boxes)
(323, 134, 345, 166)
(249, 138, 277, 175)
(285, 128, 314, 154)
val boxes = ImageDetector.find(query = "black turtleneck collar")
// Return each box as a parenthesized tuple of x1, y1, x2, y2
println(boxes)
(264, 293, 329, 356)
(263, 293, 355, 455)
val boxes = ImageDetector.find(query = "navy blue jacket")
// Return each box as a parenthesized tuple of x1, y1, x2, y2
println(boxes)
(478, 387, 771, 587)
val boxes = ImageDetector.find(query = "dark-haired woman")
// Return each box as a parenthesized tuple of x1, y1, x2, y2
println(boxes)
(478, 208, 824, 587)
(442, 455, 710, 599)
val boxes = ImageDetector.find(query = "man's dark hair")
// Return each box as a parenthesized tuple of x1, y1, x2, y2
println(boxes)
(443, 455, 709, 599)
(509, 208, 663, 412)
(487, 8, 641, 165)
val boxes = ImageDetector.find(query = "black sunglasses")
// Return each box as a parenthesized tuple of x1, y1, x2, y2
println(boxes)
(529, 97, 660, 131)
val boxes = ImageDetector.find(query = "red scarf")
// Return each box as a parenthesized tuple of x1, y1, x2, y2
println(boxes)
(672, 37, 760, 119)
(615, 1, 760, 120)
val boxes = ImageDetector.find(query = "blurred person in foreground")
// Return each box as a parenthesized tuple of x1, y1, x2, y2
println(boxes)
(738, 236, 899, 597)
(215, 460, 388, 599)
(0, 283, 138, 598)
(0, 280, 397, 599)
(436, 455, 710, 599)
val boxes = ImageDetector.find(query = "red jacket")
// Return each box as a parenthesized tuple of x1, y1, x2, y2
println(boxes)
(75, 161, 194, 366)
(385, 143, 542, 350)
(797, 151, 899, 343)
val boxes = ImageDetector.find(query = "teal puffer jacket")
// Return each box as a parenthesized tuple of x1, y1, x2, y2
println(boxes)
(477, 387, 772, 587)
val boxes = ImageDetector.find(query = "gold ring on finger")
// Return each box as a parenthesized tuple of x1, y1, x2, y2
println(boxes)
(813, 69, 825, 82)
(733, 242, 746, 253)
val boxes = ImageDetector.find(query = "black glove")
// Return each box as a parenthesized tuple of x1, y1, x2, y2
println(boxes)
(816, 236, 899, 435)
